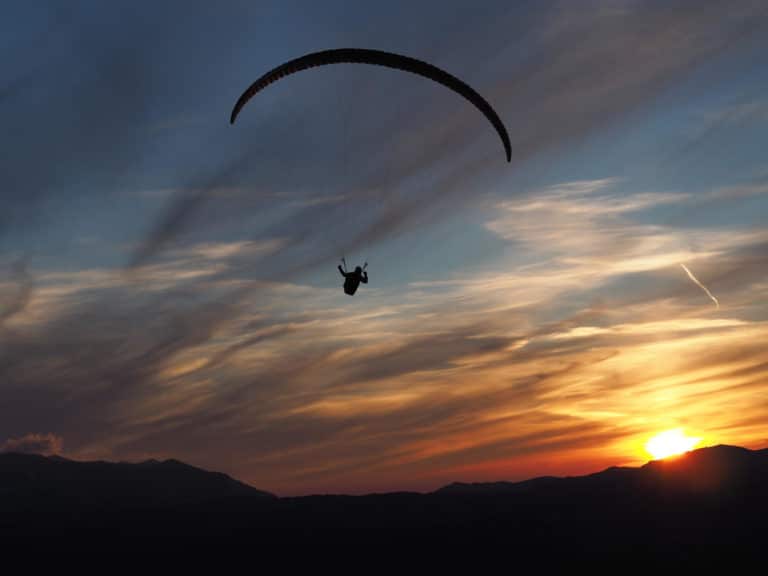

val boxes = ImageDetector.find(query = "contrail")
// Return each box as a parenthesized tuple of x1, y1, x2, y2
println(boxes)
(680, 263, 719, 309)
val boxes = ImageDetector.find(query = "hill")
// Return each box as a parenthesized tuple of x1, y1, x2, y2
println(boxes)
(0, 451, 274, 511)
(2, 445, 766, 568)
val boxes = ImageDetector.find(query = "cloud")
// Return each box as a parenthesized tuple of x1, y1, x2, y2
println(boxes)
(485, 179, 766, 284)
(703, 100, 768, 125)
(0, 259, 33, 325)
(121, 1, 768, 271)
(2, 433, 63, 455)
(127, 154, 258, 269)
(169, 240, 285, 262)
(1, 3, 768, 495)
(1, 222, 766, 495)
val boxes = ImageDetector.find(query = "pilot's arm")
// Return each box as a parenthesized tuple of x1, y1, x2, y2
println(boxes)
(338, 265, 349, 277)
(361, 272, 368, 284)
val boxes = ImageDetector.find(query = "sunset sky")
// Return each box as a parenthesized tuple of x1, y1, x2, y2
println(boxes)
(1, 1, 767, 496)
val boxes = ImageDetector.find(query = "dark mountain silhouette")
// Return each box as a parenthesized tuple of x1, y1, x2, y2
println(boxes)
(0, 452, 274, 511)
(438, 444, 768, 496)
(2, 445, 766, 568)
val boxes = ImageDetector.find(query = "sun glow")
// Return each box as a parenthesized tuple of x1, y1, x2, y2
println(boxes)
(645, 429, 701, 460)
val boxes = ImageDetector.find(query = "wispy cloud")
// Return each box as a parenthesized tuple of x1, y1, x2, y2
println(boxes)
(1, 2, 767, 496)
(0, 259, 33, 325)
(2, 223, 766, 494)
(120, 1, 768, 270)
(2, 433, 63, 455)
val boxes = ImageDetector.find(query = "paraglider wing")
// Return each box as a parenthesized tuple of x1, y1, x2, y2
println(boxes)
(230, 48, 511, 162)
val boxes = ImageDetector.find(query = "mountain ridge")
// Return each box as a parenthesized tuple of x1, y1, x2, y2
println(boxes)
(2, 443, 765, 500)
(435, 443, 765, 495)
(0, 450, 275, 508)
(2, 444, 767, 566)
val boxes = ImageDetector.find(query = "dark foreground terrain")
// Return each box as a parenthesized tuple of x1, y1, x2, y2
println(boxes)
(2, 445, 766, 569)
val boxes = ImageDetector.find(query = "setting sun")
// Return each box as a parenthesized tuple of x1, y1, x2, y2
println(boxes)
(645, 429, 701, 460)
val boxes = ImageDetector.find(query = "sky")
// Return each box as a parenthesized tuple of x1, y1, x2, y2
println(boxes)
(1, 0, 767, 496)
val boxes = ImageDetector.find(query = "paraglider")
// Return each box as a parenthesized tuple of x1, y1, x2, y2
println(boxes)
(230, 48, 511, 296)
(338, 258, 368, 296)
(230, 48, 511, 162)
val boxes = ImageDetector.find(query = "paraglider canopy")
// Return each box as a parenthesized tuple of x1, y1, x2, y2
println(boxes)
(230, 48, 511, 163)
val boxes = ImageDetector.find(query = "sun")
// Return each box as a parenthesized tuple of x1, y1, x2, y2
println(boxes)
(645, 428, 701, 460)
